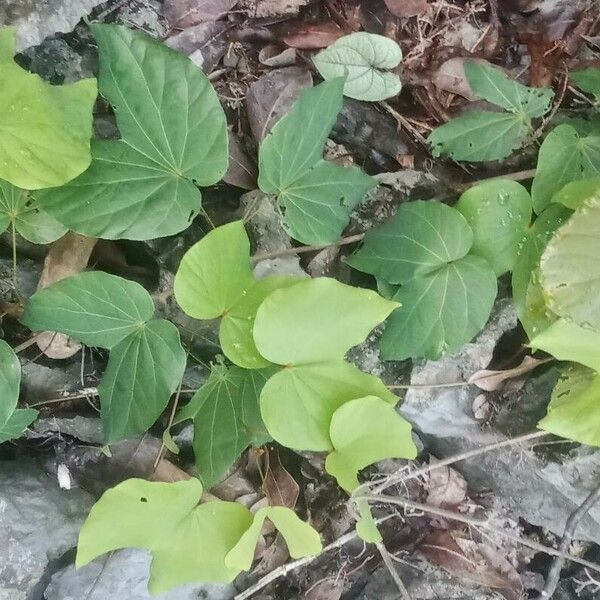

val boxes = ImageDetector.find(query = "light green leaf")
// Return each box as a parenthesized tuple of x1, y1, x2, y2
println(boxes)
(429, 111, 529, 162)
(347, 201, 473, 285)
(313, 32, 402, 101)
(538, 366, 600, 447)
(456, 179, 532, 275)
(253, 277, 398, 365)
(259, 360, 397, 451)
(552, 177, 600, 209)
(530, 318, 600, 371)
(464, 62, 553, 117)
(531, 124, 600, 214)
(571, 67, 600, 102)
(99, 319, 186, 444)
(540, 196, 600, 330)
(22, 271, 155, 349)
(0, 27, 96, 190)
(325, 396, 416, 492)
(37, 24, 228, 240)
(173, 364, 273, 487)
(258, 78, 376, 245)
(76, 478, 253, 593)
(225, 506, 322, 571)
(381, 255, 497, 360)
(175, 221, 302, 368)
(0, 179, 67, 244)
(0, 339, 37, 443)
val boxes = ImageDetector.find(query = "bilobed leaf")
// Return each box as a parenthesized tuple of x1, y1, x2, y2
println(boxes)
(571, 67, 600, 102)
(258, 78, 376, 245)
(173, 364, 274, 487)
(464, 62, 553, 117)
(225, 506, 322, 571)
(325, 396, 417, 492)
(22, 271, 155, 349)
(538, 366, 600, 447)
(313, 32, 402, 101)
(99, 319, 186, 444)
(0, 179, 67, 244)
(429, 111, 529, 162)
(77, 478, 253, 593)
(0, 339, 37, 443)
(347, 201, 473, 285)
(0, 27, 96, 190)
(381, 255, 497, 360)
(456, 180, 532, 275)
(37, 24, 228, 240)
(531, 124, 600, 214)
(540, 196, 600, 330)
(259, 360, 397, 451)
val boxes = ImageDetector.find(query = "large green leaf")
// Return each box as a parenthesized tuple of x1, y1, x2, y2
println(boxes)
(0, 27, 96, 190)
(540, 197, 600, 330)
(225, 506, 322, 570)
(531, 124, 600, 214)
(538, 366, 600, 447)
(174, 221, 302, 368)
(381, 255, 497, 360)
(571, 67, 600, 103)
(464, 62, 553, 117)
(253, 277, 398, 365)
(259, 360, 397, 451)
(312, 32, 402, 101)
(552, 177, 600, 210)
(99, 319, 186, 444)
(429, 111, 530, 162)
(77, 478, 253, 593)
(37, 24, 228, 240)
(22, 271, 155, 349)
(456, 179, 532, 276)
(325, 396, 416, 492)
(258, 78, 376, 245)
(0, 339, 37, 443)
(0, 180, 67, 244)
(173, 364, 273, 487)
(347, 201, 473, 285)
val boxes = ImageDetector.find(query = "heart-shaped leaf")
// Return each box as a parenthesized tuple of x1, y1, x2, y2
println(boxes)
(0, 339, 37, 443)
(571, 67, 600, 102)
(0, 27, 96, 189)
(552, 177, 600, 210)
(37, 24, 228, 240)
(258, 78, 376, 245)
(313, 32, 402, 101)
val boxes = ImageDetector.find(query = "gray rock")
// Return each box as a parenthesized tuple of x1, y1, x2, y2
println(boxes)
(44, 548, 235, 600)
(33, 416, 104, 445)
(21, 37, 88, 83)
(400, 299, 600, 544)
(0, 458, 94, 599)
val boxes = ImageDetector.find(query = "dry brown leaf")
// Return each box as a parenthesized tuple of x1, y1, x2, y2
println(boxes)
(163, 0, 237, 30)
(426, 463, 468, 508)
(263, 450, 299, 508)
(223, 130, 257, 189)
(258, 44, 297, 67)
(166, 21, 230, 72)
(305, 579, 344, 600)
(432, 57, 480, 101)
(35, 233, 97, 359)
(281, 21, 345, 49)
(384, 0, 430, 18)
(468, 356, 549, 392)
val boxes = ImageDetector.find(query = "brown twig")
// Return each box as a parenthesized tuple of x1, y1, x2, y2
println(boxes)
(538, 482, 600, 599)
(376, 542, 412, 600)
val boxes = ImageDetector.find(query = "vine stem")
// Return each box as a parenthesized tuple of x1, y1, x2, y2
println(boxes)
(11, 219, 18, 293)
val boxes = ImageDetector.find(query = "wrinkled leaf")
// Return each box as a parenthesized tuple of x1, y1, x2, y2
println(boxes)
(426, 464, 467, 508)
(0, 27, 96, 189)
(313, 32, 402, 101)
(468, 355, 548, 391)
(325, 396, 416, 492)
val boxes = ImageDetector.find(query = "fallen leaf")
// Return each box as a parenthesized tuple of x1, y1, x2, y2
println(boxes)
(426, 463, 468, 508)
(468, 356, 549, 391)
(281, 21, 345, 49)
(258, 44, 297, 67)
(262, 450, 299, 508)
(472, 394, 492, 422)
(223, 131, 257, 189)
(432, 57, 480, 100)
(253, 0, 309, 18)
(163, 0, 237, 30)
(384, 0, 430, 18)
(166, 21, 229, 72)
(35, 233, 97, 359)
(305, 579, 344, 600)
(246, 66, 312, 142)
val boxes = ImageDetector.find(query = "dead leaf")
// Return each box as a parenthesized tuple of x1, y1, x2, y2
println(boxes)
(223, 130, 257, 189)
(253, 0, 309, 18)
(305, 579, 344, 600)
(280, 21, 345, 49)
(472, 394, 492, 422)
(384, 0, 430, 18)
(258, 44, 297, 67)
(166, 21, 229, 72)
(262, 450, 299, 508)
(246, 66, 312, 142)
(426, 463, 467, 508)
(163, 0, 237, 30)
(432, 57, 480, 101)
(468, 356, 549, 392)
(35, 233, 97, 359)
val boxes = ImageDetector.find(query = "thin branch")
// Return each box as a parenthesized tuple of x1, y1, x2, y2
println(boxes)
(354, 494, 600, 577)
(376, 542, 412, 600)
(538, 482, 600, 599)
(387, 381, 469, 390)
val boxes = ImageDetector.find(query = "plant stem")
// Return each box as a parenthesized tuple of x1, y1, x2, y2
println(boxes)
(376, 542, 412, 600)
(11, 219, 18, 294)
(387, 381, 469, 390)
